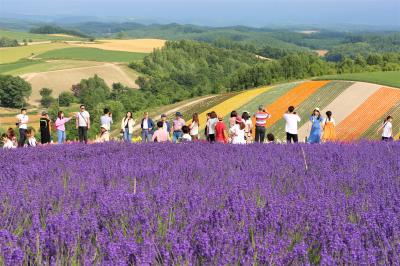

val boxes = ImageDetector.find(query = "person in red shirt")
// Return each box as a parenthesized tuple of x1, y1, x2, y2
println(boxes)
(215, 115, 227, 143)
(254, 105, 271, 143)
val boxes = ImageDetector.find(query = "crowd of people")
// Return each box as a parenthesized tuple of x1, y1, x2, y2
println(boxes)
(1, 104, 396, 149)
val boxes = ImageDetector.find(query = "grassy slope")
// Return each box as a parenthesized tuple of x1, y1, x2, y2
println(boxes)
(269, 81, 354, 139)
(0, 43, 68, 64)
(0, 59, 104, 75)
(0, 29, 84, 42)
(360, 101, 400, 140)
(315, 71, 400, 88)
(37, 47, 147, 62)
(221, 82, 301, 125)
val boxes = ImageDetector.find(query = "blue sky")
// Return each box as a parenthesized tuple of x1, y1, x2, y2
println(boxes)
(1, 0, 399, 27)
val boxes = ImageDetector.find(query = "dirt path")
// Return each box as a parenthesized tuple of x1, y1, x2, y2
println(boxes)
(297, 82, 381, 141)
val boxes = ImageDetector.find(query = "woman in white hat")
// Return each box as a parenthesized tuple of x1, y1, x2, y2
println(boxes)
(308, 108, 324, 144)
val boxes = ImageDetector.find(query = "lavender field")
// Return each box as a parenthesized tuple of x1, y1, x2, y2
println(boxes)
(0, 142, 399, 265)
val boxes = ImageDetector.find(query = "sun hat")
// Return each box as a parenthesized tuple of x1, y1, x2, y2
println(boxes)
(235, 116, 243, 123)
(100, 124, 108, 130)
(314, 107, 320, 112)
(175, 112, 182, 117)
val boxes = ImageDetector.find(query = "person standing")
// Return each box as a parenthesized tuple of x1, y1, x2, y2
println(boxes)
(171, 112, 185, 143)
(242, 111, 253, 143)
(141, 112, 154, 142)
(206, 111, 218, 142)
(121, 111, 135, 142)
(160, 114, 171, 133)
(308, 108, 323, 144)
(215, 115, 227, 143)
(189, 113, 200, 141)
(230, 116, 246, 144)
(100, 108, 113, 131)
(229, 111, 238, 128)
(16, 108, 29, 147)
(39, 111, 51, 144)
(55, 111, 72, 144)
(283, 106, 301, 144)
(379, 116, 393, 141)
(254, 106, 271, 143)
(322, 111, 336, 142)
(76, 105, 90, 144)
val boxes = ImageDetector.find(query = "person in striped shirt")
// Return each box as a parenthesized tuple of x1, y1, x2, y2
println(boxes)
(254, 105, 271, 143)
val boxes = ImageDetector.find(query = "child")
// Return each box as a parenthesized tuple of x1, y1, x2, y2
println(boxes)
(179, 126, 192, 142)
(266, 133, 275, 144)
(25, 129, 37, 147)
(2, 133, 16, 149)
(322, 111, 336, 142)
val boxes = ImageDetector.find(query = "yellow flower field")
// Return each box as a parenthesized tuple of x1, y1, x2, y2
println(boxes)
(187, 86, 273, 128)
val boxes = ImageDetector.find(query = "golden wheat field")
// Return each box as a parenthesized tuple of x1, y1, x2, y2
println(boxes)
(68, 39, 166, 53)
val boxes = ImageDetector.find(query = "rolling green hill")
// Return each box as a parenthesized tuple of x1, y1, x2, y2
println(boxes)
(315, 71, 400, 88)
(37, 47, 147, 62)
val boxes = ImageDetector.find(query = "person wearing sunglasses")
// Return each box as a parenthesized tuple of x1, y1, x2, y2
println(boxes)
(76, 105, 91, 144)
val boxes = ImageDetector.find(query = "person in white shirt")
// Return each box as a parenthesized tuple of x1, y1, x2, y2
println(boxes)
(229, 116, 246, 144)
(283, 106, 301, 143)
(206, 111, 218, 142)
(1, 133, 16, 149)
(100, 108, 113, 131)
(121, 111, 135, 142)
(379, 116, 393, 141)
(76, 105, 91, 144)
(16, 108, 29, 147)
(189, 113, 200, 141)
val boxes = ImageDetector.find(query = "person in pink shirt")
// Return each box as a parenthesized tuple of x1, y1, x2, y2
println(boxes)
(171, 112, 185, 143)
(55, 111, 73, 144)
(152, 121, 171, 143)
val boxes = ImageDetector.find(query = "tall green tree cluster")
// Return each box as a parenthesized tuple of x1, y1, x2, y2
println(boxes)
(0, 75, 31, 108)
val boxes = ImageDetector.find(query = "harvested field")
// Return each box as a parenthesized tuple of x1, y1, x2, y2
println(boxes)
(68, 39, 166, 53)
(0, 43, 68, 64)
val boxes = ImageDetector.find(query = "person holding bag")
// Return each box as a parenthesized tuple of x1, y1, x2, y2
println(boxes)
(121, 111, 135, 143)
(76, 105, 90, 144)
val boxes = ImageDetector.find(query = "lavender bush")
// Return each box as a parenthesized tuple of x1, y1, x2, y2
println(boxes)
(0, 142, 399, 265)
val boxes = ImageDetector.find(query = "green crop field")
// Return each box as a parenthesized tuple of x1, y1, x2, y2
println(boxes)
(0, 29, 84, 42)
(0, 43, 68, 64)
(37, 47, 148, 62)
(0, 59, 104, 75)
(315, 71, 400, 88)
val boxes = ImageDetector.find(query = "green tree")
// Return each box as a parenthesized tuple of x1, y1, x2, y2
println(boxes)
(39, 88, 55, 108)
(58, 91, 76, 107)
(77, 75, 111, 109)
(0, 75, 32, 108)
